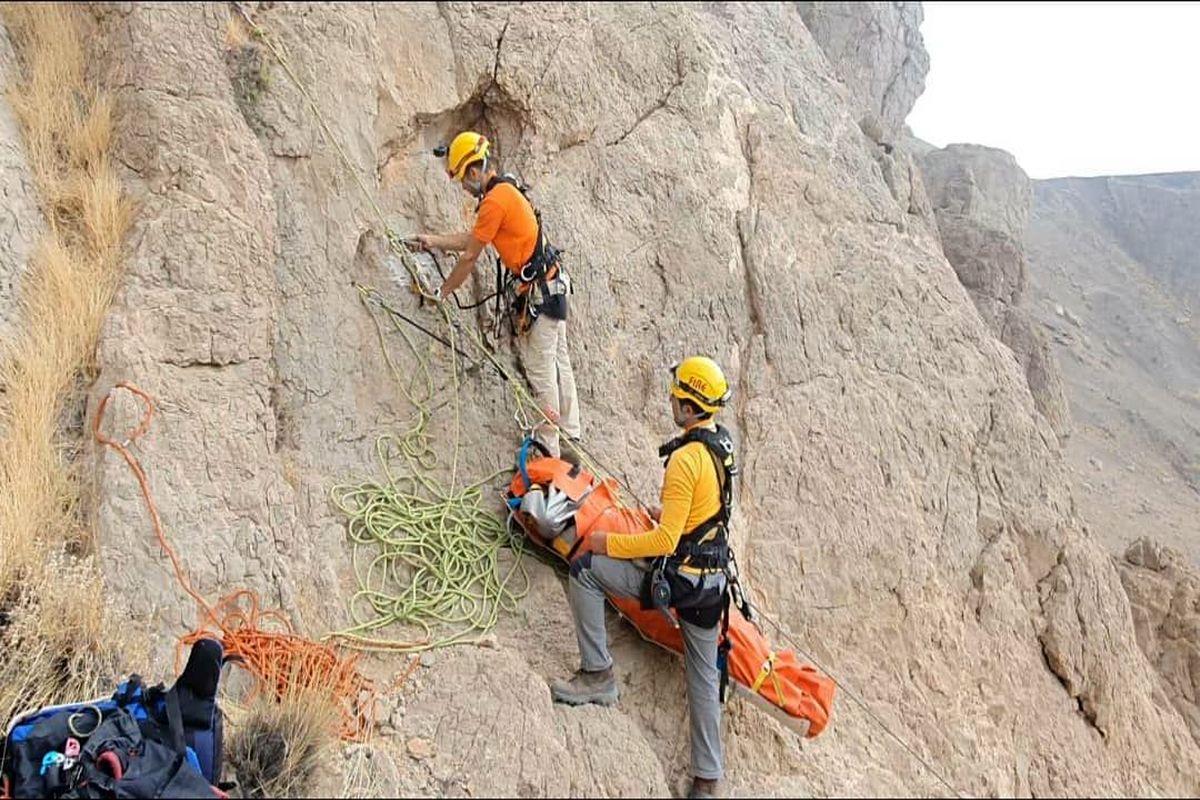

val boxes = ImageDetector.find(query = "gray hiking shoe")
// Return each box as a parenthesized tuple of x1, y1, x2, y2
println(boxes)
(550, 668, 618, 707)
(687, 778, 720, 799)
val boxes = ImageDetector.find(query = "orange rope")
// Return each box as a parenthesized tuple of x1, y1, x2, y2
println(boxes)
(93, 382, 377, 741)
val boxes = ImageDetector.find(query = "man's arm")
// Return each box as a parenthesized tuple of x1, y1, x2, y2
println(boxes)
(587, 450, 699, 560)
(438, 235, 487, 296)
(416, 232, 475, 252)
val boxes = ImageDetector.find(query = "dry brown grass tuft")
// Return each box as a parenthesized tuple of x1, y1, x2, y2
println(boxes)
(0, 0, 134, 574)
(0, 556, 127, 725)
(224, 11, 250, 48)
(226, 680, 342, 799)
(0, 1, 135, 719)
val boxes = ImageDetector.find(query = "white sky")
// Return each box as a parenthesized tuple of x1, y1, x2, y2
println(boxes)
(907, 2, 1200, 179)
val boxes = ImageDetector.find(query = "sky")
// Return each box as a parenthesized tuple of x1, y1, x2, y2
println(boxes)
(907, 2, 1200, 179)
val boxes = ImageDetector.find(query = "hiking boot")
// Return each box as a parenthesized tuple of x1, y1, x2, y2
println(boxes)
(687, 777, 720, 799)
(550, 668, 618, 707)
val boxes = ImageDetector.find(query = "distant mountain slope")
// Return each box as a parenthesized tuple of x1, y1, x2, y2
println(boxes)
(1026, 174, 1200, 560)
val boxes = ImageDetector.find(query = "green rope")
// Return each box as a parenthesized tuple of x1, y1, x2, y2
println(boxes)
(330, 440, 528, 652)
(327, 289, 530, 652)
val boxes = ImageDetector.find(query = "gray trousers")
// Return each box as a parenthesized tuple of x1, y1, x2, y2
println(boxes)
(567, 554, 723, 781)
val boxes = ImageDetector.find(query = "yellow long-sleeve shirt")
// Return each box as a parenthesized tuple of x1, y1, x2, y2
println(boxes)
(606, 422, 723, 560)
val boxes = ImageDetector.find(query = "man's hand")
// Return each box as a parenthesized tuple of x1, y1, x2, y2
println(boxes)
(648, 505, 662, 522)
(408, 233, 434, 251)
(572, 531, 608, 560)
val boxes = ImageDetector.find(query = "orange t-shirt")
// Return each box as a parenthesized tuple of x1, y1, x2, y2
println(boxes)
(471, 182, 538, 271)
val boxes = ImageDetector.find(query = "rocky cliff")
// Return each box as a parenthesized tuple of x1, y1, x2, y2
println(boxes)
(1045, 173, 1200, 300)
(1118, 538, 1200, 748)
(919, 144, 1071, 439)
(795, 2, 929, 144)
(2, 2, 1197, 796)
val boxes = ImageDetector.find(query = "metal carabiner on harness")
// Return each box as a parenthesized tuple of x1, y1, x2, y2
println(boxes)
(725, 550, 755, 624)
(519, 261, 542, 284)
(648, 559, 679, 630)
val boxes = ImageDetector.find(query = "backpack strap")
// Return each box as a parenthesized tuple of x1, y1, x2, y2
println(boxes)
(163, 688, 186, 756)
(114, 675, 145, 707)
(145, 685, 186, 756)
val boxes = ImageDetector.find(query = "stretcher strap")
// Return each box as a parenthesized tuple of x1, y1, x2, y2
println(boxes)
(750, 651, 785, 704)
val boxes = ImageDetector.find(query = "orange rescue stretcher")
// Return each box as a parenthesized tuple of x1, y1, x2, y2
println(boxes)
(505, 449, 836, 738)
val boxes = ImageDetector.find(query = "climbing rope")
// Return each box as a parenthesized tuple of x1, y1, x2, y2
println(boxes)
(329, 443, 529, 652)
(325, 290, 530, 651)
(93, 383, 376, 742)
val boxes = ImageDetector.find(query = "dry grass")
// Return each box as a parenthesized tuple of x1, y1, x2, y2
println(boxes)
(339, 739, 393, 800)
(226, 681, 342, 798)
(0, 556, 131, 725)
(225, 11, 250, 48)
(0, 2, 134, 720)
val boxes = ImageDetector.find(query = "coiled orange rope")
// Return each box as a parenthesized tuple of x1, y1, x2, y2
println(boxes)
(93, 382, 376, 741)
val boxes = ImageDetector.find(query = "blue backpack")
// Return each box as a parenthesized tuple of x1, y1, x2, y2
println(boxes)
(2, 638, 226, 798)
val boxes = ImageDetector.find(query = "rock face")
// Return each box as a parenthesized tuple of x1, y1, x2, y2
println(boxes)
(0, 24, 43, 347)
(86, 3, 310, 640)
(921, 144, 1072, 439)
(1118, 539, 1200, 745)
(796, 2, 929, 143)
(392, 648, 669, 797)
(12, 1, 1190, 795)
(1026, 175, 1200, 561)
(797, 2, 937, 240)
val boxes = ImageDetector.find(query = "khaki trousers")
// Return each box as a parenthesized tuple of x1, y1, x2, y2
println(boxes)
(516, 315, 582, 457)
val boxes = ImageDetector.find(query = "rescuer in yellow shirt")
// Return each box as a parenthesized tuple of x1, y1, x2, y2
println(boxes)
(551, 356, 736, 800)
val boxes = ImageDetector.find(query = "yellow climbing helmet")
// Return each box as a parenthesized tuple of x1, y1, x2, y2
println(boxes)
(669, 356, 731, 415)
(445, 131, 490, 181)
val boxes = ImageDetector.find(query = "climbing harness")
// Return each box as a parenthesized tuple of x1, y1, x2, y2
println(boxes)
(656, 425, 738, 572)
(649, 424, 757, 704)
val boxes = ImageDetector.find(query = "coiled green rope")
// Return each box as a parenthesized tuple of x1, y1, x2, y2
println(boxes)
(327, 288, 530, 653)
